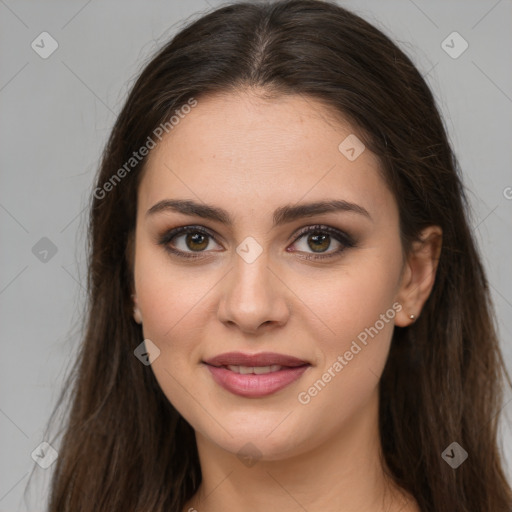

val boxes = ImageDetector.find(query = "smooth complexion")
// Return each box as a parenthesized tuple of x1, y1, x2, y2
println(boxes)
(131, 90, 441, 512)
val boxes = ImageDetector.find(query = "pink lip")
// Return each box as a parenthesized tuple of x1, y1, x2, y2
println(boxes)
(203, 351, 311, 398)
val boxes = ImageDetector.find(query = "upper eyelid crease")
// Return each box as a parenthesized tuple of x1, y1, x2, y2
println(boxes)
(146, 198, 372, 227)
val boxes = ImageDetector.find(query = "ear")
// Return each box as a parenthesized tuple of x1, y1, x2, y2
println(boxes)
(132, 293, 143, 324)
(394, 226, 442, 327)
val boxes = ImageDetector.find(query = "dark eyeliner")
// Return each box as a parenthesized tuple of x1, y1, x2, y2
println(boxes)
(290, 224, 356, 260)
(157, 225, 215, 260)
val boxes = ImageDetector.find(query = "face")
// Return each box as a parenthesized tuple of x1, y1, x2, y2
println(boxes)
(132, 90, 411, 461)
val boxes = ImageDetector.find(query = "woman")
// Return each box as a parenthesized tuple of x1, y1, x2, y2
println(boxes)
(41, 1, 512, 510)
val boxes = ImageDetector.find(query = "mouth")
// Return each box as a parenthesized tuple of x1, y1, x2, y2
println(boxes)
(202, 352, 311, 398)
(220, 364, 287, 374)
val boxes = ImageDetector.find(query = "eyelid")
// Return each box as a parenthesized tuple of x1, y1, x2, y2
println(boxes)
(157, 225, 220, 249)
(291, 224, 355, 247)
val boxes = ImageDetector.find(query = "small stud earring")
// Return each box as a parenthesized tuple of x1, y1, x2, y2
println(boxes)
(409, 314, 415, 320)
(133, 308, 143, 324)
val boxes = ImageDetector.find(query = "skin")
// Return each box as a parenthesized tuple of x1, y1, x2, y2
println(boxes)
(131, 89, 441, 512)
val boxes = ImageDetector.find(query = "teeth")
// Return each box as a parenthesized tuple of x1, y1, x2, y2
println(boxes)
(227, 365, 282, 374)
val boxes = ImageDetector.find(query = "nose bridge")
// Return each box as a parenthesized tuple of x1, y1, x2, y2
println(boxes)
(234, 246, 271, 295)
(217, 239, 290, 331)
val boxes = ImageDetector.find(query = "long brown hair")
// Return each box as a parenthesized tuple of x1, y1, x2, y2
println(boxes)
(31, 1, 511, 510)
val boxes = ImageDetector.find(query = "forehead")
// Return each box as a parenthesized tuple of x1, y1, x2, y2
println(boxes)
(138, 91, 396, 224)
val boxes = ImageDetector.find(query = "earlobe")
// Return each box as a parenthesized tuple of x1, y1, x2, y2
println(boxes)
(394, 226, 442, 327)
(132, 294, 143, 324)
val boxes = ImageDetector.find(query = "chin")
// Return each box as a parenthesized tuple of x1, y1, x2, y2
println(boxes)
(197, 421, 312, 463)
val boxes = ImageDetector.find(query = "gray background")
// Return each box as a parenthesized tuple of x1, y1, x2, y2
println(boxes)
(1, 0, 511, 510)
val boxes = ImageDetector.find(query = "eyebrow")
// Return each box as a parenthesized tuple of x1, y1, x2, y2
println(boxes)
(146, 198, 372, 226)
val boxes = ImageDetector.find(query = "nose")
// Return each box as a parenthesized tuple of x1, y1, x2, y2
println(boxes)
(217, 249, 291, 334)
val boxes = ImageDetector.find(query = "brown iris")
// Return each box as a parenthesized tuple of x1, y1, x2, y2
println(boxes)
(186, 232, 209, 251)
(307, 233, 330, 252)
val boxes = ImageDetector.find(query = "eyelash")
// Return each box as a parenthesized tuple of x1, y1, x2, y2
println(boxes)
(157, 224, 356, 261)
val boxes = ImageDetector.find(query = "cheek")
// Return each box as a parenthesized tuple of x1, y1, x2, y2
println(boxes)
(294, 241, 402, 413)
(304, 245, 402, 353)
(134, 240, 215, 342)
(133, 241, 226, 404)
(133, 249, 209, 417)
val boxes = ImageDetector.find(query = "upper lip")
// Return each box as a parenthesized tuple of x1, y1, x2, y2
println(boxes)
(203, 352, 310, 368)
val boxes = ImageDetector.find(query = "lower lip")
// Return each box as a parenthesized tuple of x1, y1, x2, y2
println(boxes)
(205, 364, 310, 398)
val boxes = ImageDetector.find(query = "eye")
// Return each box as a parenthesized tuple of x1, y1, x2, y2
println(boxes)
(158, 225, 221, 259)
(289, 225, 355, 260)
